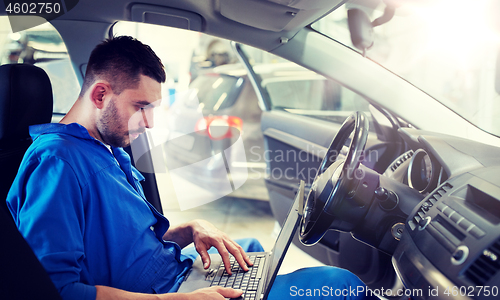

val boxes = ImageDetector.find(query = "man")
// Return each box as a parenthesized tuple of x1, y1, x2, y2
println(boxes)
(7, 36, 374, 300)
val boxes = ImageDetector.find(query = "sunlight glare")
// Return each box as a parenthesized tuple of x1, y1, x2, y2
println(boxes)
(411, 0, 500, 68)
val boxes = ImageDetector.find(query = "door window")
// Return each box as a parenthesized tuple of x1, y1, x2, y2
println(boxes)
(0, 17, 81, 117)
(112, 22, 267, 209)
(238, 44, 371, 124)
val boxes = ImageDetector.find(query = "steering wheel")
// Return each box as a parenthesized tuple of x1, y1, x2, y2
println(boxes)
(300, 112, 369, 245)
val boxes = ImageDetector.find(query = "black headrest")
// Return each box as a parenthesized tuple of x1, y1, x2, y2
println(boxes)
(0, 64, 53, 144)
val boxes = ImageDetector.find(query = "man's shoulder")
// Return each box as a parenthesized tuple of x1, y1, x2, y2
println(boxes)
(25, 124, 115, 174)
(30, 129, 100, 160)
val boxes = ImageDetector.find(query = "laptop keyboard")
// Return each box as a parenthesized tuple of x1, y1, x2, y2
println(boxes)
(210, 254, 267, 300)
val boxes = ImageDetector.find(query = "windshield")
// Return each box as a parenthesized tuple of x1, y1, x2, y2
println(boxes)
(313, 0, 500, 137)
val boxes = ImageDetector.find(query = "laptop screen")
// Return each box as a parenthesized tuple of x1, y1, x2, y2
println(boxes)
(262, 180, 304, 298)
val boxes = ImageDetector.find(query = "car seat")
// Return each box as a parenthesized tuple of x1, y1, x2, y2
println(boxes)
(0, 63, 62, 299)
(0, 63, 53, 205)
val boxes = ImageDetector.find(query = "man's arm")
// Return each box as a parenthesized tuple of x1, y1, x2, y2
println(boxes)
(8, 155, 96, 300)
(163, 219, 253, 275)
(96, 285, 243, 300)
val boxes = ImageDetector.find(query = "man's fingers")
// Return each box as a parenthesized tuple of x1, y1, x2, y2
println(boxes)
(216, 243, 233, 275)
(190, 220, 255, 275)
(244, 252, 253, 266)
(191, 286, 243, 299)
(202, 252, 211, 269)
(196, 244, 211, 269)
(215, 287, 244, 298)
(225, 241, 250, 272)
(237, 242, 253, 267)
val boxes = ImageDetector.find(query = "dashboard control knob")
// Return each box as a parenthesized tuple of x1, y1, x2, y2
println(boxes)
(374, 187, 388, 199)
(375, 187, 399, 210)
(452, 249, 464, 260)
(451, 246, 469, 265)
(418, 216, 431, 231)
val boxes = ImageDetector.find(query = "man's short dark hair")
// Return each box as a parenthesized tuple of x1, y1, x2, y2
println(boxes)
(80, 36, 166, 96)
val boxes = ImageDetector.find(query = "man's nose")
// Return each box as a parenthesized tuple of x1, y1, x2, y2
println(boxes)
(141, 108, 155, 129)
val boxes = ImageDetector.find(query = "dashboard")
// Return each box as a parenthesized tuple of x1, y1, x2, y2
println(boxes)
(389, 128, 500, 299)
(383, 147, 448, 196)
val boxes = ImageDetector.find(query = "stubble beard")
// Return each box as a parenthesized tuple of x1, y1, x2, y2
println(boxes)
(97, 97, 130, 148)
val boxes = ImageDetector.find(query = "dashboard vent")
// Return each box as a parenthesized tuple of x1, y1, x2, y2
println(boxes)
(426, 182, 453, 205)
(390, 150, 413, 172)
(465, 239, 500, 285)
(436, 182, 453, 195)
(409, 182, 454, 231)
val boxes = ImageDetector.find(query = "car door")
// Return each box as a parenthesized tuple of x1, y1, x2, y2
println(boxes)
(234, 42, 404, 290)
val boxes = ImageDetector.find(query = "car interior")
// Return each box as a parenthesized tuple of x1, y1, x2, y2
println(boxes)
(0, 63, 61, 299)
(2, 0, 500, 299)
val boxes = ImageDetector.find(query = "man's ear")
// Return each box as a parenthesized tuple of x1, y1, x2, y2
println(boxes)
(90, 82, 112, 109)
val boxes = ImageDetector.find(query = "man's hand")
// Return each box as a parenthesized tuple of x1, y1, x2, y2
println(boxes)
(192, 219, 253, 275)
(163, 219, 253, 275)
(96, 285, 243, 299)
(185, 286, 244, 299)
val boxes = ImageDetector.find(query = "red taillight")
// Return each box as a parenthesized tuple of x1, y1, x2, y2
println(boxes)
(195, 116, 243, 140)
(194, 117, 208, 132)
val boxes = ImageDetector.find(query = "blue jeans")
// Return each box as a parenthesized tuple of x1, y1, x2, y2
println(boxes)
(181, 238, 377, 300)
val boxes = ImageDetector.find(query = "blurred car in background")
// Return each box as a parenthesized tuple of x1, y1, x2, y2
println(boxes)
(163, 62, 344, 202)
(163, 63, 266, 201)
(189, 37, 237, 82)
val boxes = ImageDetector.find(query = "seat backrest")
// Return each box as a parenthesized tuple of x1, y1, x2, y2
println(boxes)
(0, 63, 61, 299)
(0, 205, 62, 299)
(0, 64, 53, 208)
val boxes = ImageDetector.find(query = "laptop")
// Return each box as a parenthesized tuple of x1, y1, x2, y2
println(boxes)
(177, 180, 305, 300)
